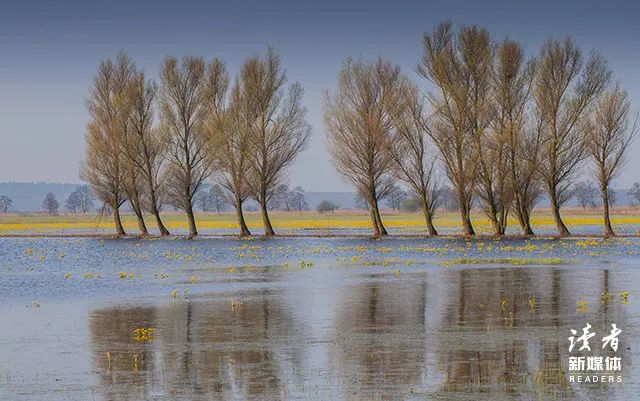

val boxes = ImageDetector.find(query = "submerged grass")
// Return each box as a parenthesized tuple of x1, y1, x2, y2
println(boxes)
(441, 257, 567, 267)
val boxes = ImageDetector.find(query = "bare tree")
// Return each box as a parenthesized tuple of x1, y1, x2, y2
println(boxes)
(629, 183, 640, 207)
(387, 83, 440, 235)
(289, 187, 308, 212)
(0, 195, 13, 213)
(76, 185, 94, 213)
(82, 53, 135, 236)
(533, 37, 611, 236)
(207, 59, 253, 235)
(419, 22, 479, 235)
(584, 85, 638, 236)
(122, 158, 149, 235)
(42, 192, 59, 215)
(440, 186, 460, 212)
(455, 26, 513, 236)
(354, 194, 370, 211)
(384, 184, 407, 211)
(103, 54, 149, 235)
(66, 186, 94, 214)
(209, 184, 228, 213)
(196, 184, 228, 213)
(494, 39, 541, 235)
(317, 200, 338, 214)
(66, 189, 80, 213)
(272, 184, 292, 211)
(121, 71, 170, 235)
(325, 58, 406, 236)
(574, 181, 598, 209)
(160, 56, 219, 237)
(245, 49, 311, 236)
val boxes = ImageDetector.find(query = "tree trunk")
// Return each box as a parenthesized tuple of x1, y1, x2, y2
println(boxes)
(514, 202, 535, 236)
(133, 207, 148, 236)
(602, 186, 615, 237)
(460, 204, 475, 236)
(235, 196, 251, 236)
(371, 198, 388, 236)
(260, 200, 276, 236)
(499, 211, 508, 236)
(113, 206, 126, 237)
(520, 211, 535, 236)
(369, 206, 380, 236)
(457, 185, 475, 236)
(421, 194, 438, 236)
(484, 188, 502, 236)
(185, 200, 198, 237)
(550, 191, 570, 236)
(490, 216, 503, 236)
(149, 190, 170, 236)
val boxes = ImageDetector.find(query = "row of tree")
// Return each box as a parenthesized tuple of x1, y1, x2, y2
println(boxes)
(82, 49, 311, 237)
(194, 183, 308, 213)
(0, 188, 93, 215)
(325, 21, 638, 237)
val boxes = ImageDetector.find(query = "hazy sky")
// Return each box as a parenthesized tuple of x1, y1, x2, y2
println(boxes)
(1, 0, 639, 191)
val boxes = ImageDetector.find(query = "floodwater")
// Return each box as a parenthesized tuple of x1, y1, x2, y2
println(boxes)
(0, 236, 638, 400)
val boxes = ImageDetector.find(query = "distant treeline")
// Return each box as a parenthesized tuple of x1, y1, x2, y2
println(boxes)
(80, 21, 638, 237)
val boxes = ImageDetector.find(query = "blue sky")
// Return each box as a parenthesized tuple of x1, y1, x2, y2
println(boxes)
(1, 0, 639, 191)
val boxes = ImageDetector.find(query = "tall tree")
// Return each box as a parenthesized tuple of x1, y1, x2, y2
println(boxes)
(628, 183, 640, 207)
(455, 26, 512, 236)
(65, 190, 80, 213)
(121, 70, 170, 235)
(0, 195, 13, 213)
(207, 59, 253, 235)
(160, 56, 219, 237)
(66, 186, 95, 213)
(196, 184, 228, 213)
(533, 37, 611, 236)
(418, 22, 479, 235)
(387, 83, 440, 235)
(245, 49, 311, 236)
(42, 192, 59, 215)
(121, 157, 149, 235)
(494, 39, 541, 236)
(108, 54, 148, 235)
(76, 185, 95, 213)
(574, 181, 598, 209)
(325, 57, 405, 236)
(289, 186, 308, 212)
(584, 85, 638, 236)
(81, 53, 135, 236)
(384, 185, 407, 211)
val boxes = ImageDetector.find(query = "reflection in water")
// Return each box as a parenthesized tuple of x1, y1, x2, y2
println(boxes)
(91, 291, 300, 400)
(89, 267, 634, 400)
(329, 279, 426, 400)
(91, 306, 157, 401)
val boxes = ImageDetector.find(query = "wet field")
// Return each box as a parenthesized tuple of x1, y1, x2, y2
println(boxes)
(0, 236, 638, 400)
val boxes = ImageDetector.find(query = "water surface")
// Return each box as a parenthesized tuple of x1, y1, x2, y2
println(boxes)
(0, 237, 638, 400)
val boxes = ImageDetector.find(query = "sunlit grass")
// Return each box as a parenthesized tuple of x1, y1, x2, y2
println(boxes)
(0, 209, 638, 234)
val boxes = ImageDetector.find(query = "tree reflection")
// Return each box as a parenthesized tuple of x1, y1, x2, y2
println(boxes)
(90, 291, 296, 400)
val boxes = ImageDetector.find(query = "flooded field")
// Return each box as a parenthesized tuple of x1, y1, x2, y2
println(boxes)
(0, 236, 638, 400)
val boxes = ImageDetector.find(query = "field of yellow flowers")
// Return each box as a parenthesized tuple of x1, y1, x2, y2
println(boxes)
(0, 209, 638, 236)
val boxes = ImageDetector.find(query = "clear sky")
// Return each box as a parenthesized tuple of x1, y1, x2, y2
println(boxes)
(1, 0, 639, 191)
